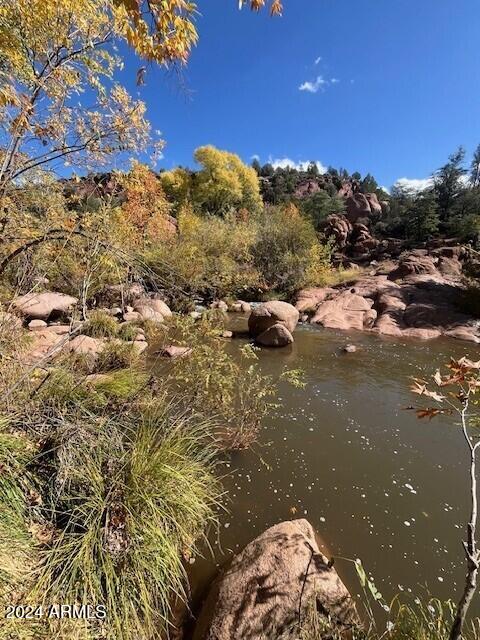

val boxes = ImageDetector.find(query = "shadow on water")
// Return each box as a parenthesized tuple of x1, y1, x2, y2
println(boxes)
(185, 315, 480, 618)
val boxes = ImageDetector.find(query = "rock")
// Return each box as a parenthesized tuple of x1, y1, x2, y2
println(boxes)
(295, 288, 335, 314)
(190, 311, 202, 320)
(123, 311, 141, 323)
(248, 301, 299, 338)
(65, 335, 105, 357)
(345, 193, 372, 223)
(194, 519, 358, 640)
(28, 319, 48, 330)
(388, 253, 438, 281)
(12, 291, 78, 321)
(220, 330, 233, 339)
(437, 256, 462, 278)
(132, 340, 148, 354)
(321, 214, 352, 250)
(133, 298, 172, 322)
(210, 300, 229, 312)
(255, 323, 294, 347)
(343, 344, 357, 353)
(445, 328, 480, 343)
(311, 291, 376, 331)
(157, 345, 192, 359)
(230, 301, 251, 313)
(365, 192, 383, 215)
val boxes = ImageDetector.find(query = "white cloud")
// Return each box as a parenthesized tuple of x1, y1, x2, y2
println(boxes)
(251, 154, 260, 161)
(299, 75, 328, 93)
(314, 56, 322, 65)
(393, 177, 434, 194)
(299, 75, 339, 93)
(267, 156, 328, 174)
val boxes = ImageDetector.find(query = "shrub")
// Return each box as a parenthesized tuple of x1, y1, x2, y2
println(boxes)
(145, 208, 261, 300)
(252, 205, 332, 295)
(83, 310, 119, 338)
(95, 340, 139, 372)
(30, 404, 220, 640)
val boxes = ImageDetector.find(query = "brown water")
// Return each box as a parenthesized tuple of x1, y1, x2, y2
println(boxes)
(188, 316, 480, 613)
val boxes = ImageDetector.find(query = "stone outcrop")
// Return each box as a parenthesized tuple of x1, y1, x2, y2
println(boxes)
(296, 256, 480, 343)
(311, 290, 377, 331)
(12, 291, 78, 321)
(194, 519, 358, 640)
(248, 301, 299, 347)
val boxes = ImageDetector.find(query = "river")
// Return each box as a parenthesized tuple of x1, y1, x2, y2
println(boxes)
(187, 315, 479, 616)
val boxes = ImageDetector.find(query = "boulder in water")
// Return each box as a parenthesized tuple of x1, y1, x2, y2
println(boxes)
(193, 519, 358, 640)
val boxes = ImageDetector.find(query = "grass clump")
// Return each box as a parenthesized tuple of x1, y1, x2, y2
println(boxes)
(30, 404, 220, 640)
(83, 310, 119, 338)
(95, 340, 139, 372)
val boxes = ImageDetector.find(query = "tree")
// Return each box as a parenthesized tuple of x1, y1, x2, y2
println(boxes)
(301, 191, 345, 231)
(192, 145, 263, 216)
(251, 158, 262, 175)
(471, 144, 480, 188)
(0, 0, 158, 198)
(410, 358, 480, 640)
(117, 1, 283, 65)
(360, 173, 379, 194)
(434, 147, 468, 222)
(405, 191, 439, 241)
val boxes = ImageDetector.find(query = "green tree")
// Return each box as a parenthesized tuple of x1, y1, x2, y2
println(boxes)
(471, 143, 480, 188)
(405, 191, 439, 241)
(434, 146, 467, 222)
(301, 191, 345, 230)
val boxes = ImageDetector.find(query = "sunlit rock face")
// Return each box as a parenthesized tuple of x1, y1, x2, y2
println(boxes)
(194, 519, 358, 640)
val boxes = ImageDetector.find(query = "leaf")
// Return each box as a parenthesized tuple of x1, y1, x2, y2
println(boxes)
(416, 407, 445, 420)
(354, 558, 366, 587)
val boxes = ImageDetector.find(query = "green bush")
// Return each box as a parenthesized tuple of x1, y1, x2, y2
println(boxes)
(252, 205, 332, 295)
(83, 310, 119, 338)
(29, 404, 220, 640)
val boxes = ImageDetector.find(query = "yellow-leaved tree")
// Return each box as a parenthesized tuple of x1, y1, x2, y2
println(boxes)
(192, 145, 263, 216)
(0, 0, 160, 200)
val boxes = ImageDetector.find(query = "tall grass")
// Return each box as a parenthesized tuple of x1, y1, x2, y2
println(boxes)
(28, 403, 221, 640)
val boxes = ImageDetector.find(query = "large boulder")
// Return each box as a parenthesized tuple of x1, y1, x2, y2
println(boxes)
(12, 291, 78, 321)
(133, 297, 172, 323)
(388, 253, 438, 281)
(295, 287, 335, 314)
(248, 301, 299, 339)
(255, 323, 294, 347)
(194, 520, 358, 640)
(321, 214, 352, 250)
(311, 291, 377, 331)
(345, 193, 372, 223)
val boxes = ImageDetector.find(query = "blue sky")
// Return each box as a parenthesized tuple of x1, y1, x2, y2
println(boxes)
(120, 0, 480, 189)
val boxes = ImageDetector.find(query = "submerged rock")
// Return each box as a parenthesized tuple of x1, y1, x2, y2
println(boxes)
(157, 345, 192, 359)
(194, 519, 358, 640)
